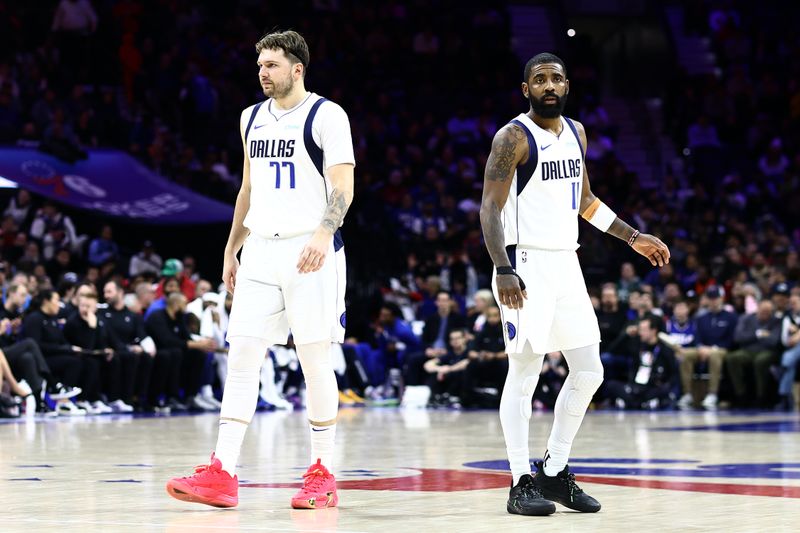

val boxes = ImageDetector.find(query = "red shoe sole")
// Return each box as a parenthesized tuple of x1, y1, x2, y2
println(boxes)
(291, 491, 338, 509)
(166, 479, 238, 508)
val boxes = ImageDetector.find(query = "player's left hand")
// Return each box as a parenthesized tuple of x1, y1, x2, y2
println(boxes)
(297, 228, 333, 274)
(631, 233, 670, 267)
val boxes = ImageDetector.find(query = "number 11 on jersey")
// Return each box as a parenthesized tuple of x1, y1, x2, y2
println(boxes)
(571, 181, 579, 210)
(270, 161, 296, 189)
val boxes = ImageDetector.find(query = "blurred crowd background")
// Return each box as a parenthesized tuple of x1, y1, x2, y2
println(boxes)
(0, 0, 799, 418)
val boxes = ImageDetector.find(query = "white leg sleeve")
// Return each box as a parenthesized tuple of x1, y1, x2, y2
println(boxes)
(499, 341, 545, 485)
(544, 343, 603, 476)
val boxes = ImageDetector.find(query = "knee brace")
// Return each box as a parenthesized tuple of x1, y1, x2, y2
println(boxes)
(228, 336, 270, 372)
(564, 371, 603, 416)
(519, 375, 538, 420)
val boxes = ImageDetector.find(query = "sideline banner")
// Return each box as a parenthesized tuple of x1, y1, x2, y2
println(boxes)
(0, 147, 233, 224)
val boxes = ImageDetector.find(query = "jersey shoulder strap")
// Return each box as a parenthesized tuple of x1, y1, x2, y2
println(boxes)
(509, 119, 537, 195)
(564, 117, 585, 160)
(304, 97, 330, 176)
(244, 100, 267, 142)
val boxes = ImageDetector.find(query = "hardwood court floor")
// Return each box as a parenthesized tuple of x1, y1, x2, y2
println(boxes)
(2, 407, 799, 532)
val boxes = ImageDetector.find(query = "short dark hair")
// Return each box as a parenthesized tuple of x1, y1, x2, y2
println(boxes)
(255, 30, 310, 74)
(380, 301, 402, 318)
(524, 52, 567, 82)
(639, 314, 663, 333)
(31, 289, 56, 311)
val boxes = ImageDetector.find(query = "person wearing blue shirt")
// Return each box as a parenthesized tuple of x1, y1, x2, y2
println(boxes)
(676, 286, 737, 409)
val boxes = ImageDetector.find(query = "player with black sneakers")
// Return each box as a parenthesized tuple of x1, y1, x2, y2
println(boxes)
(480, 53, 670, 516)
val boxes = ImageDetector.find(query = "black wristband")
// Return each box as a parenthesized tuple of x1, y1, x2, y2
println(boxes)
(496, 266, 526, 291)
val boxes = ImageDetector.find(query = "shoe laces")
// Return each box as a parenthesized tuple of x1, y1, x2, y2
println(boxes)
(301, 465, 330, 492)
(562, 470, 584, 499)
(518, 477, 544, 500)
(191, 461, 221, 479)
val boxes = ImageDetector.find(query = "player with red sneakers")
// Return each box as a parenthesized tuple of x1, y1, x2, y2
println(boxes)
(165, 29, 354, 510)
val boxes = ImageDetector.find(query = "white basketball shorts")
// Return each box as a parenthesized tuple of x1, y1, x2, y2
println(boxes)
(492, 247, 600, 355)
(226, 232, 346, 345)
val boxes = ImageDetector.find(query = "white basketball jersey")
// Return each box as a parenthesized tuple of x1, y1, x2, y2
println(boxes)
(240, 93, 355, 239)
(502, 113, 584, 251)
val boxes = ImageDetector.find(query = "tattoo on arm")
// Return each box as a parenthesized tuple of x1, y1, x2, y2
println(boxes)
(480, 125, 526, 267)
(485, 125, 526, 182)
(607, 217, 635, 242)
(480, 201, 511, 267)
(321, 187, 351, 233)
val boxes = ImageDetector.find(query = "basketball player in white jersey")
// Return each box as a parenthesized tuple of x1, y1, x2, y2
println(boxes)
(480, 53, 670, 516)
(166, 30, 354, 510)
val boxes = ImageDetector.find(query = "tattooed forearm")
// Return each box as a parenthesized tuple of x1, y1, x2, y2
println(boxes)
(480, 201, 511, 268)
(321, 187, 351, 234)
(485, 125, 525, 182)
(607, 217, 635, 242)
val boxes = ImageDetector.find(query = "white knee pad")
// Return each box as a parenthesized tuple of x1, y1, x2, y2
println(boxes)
(228, 336, 270, 372)
(564, 371, 603, 416)
(519, 375, 538, 420)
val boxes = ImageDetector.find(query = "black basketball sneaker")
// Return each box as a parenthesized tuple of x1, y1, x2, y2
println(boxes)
(532, 460, 601, 513)
(507, 473, 556, 516)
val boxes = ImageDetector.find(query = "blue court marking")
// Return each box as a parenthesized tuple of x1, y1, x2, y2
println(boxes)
(569, 458, 702, 464)
(101, 479, 142, 483)
(8, 478, 42, 481)
(15, 464, 54, 468)
(464, 459, 800, 480)
(114, 464, 153, 467)
(654, 420, 800, 433)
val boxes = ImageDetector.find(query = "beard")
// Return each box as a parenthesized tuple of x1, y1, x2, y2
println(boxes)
(529, 92, 567, 118)
(262, 76, 294, 98)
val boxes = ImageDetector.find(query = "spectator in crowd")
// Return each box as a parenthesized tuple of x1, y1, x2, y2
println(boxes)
(101, 280, 155, 411)
(618, 262, 641, 303)
(64, 290, 133, 413)
(87, 224, 120, 267)
(145, 292, 216, 412)
(155, 258, 196, 300)
(777, 293, 800, 410)
(60, 281, 96, 319)
(676, 286, 737, 409)
(664, 301, 696, 348)
(368, 302, 421, 387)
(23, 289, 98, 415)
(423, 328, 469, 408)
(134, 281, 155, 314)
(462, 305, 507, 407)
(3, 189, 34, 229)
(404, 290, 466, 386)
(466, 288, 495, 332)
(605, 315, 677, 409)
(144, 275, 180, 319)
(726, 300, 782, 407)
(771, 282, 791, 318)
(597, 283, 628, 353)
(129, 240, 163, 278)
(28, 202, 82, 260)
(0, 348, 33, 417)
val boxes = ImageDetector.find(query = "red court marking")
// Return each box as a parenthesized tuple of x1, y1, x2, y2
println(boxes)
(578, 475, 800, 499)
(241, 468, 510, 492)
(241, 469, 800, 498)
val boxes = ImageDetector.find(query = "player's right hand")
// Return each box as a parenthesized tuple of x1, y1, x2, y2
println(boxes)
(496, 273, 527, 309)
(222, 255, 239, 293)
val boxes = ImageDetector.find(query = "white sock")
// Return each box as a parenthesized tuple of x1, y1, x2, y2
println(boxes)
(214, 336, 269, 476)
(309, 423, 337, 470)
(499, 348, 545, 485)
(544, 344, 603, 477)
(297, 341, 339, 472)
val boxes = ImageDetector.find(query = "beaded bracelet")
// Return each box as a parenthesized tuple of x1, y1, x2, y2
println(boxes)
(628, 229, 640, 247)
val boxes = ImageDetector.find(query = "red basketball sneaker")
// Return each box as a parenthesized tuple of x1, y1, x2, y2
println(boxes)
(291, 459, 338, 509)
(166, 453, 239, 508)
